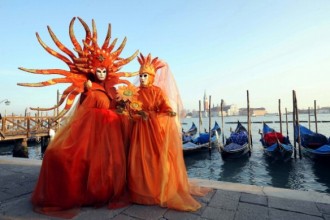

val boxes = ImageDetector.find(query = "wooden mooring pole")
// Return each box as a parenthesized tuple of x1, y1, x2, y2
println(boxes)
(220, 99, 225, 146)
(208, 95, 212, 153)
(198, 100, 201, 135)
(247, 90, 252, 151)
(278, 99, 282, 134)
(293, 90, 302, 159)
(308, 107, 311, 130)
(285, 108, 289, 138)
(292, 91, 297, 159)
(314, 100, 318, 133)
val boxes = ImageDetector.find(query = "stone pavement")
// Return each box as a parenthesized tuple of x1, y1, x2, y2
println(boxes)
(0, 156, 330, 220)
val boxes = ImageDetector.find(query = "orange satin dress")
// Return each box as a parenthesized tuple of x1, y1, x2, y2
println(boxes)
(31, 84, 127, 218)
(128, 85, 204, 211)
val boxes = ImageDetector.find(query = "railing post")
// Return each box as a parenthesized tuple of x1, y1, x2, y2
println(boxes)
(0, 117, 5, 139)
(3, 117, 6, 134)
(27, 116, 30, 138)
(48, 118, 51, 130)
(1, 117, 4, 133)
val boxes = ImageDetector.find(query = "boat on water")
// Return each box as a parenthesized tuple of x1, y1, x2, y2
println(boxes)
(260, 122, 293, 161)
(210, 121, 221, 137)
(182, 121, 220, 154)
(182, 122, 197, 144)
(219, 121, 251, 160)
(295, 124, 330, 160)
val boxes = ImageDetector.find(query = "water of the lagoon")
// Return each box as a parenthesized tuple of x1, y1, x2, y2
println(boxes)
(0, 113, 329, 194)
(182, 113, 330, 194)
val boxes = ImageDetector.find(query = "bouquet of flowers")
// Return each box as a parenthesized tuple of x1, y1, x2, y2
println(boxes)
(116, 83, 144, 119)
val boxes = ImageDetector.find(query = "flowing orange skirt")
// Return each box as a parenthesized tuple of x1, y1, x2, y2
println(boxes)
(32, 107, 127, 218)
(128, 113, 209, 211)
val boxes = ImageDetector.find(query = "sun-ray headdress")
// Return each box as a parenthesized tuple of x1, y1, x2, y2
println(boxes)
(18, 17, 138, 121)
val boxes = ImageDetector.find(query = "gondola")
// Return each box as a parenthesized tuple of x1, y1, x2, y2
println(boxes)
(260, 122, 293, 161)
(295, 124, 330, 159)
(219, 121, 251, 159)
(210, 121, 221, 137)
(182, 122, 197, 144)
(182, 121, 220, 154)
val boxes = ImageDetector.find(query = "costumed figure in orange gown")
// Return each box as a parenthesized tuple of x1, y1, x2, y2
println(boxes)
(127, 53, 210, 211)
(17, 17, 138, 218)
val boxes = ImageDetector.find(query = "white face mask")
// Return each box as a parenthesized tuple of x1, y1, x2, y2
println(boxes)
(139, 73, 149, 86)
(96, 68, 107, 81)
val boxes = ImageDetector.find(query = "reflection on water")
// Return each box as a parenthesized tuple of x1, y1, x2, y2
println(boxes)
(184, 144, 330, 193)
(184, 149, 217, 179)
(264, 156, 294, 189)
(219, 157, 249, 182)
(0, 141, 43, 160)
(27, 142, 43, 160)
(311, 159, 330, 193)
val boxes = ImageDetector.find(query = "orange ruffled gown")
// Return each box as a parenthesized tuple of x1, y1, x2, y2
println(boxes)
(128, 85, 206, 211)
(32, 84, 127, 218)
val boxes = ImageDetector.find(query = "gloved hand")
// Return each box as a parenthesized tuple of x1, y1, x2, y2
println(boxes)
(84, 80, 92, 90)
(138, 110, 148, 120)
(168, 111, 176, 117)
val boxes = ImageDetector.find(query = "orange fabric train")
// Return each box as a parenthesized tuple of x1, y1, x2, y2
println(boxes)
(31, 84, 128, 218)
(128, 85, 209, 211)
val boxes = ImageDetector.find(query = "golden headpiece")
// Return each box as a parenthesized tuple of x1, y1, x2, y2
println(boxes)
(138, 53, 164, 76)
(81, 21, 138, 75)
(17, 17, 138, 120)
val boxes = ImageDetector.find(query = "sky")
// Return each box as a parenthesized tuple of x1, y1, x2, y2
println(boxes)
(1, 0, 330, 115)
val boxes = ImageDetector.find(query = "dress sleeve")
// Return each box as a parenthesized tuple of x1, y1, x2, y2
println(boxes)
(157, 87, 173, 113)
(80, 89, 110, 109)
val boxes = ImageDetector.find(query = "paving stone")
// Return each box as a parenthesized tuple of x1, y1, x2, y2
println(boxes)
(208, 189, 240, 211)
(10, 166, 41, 175)
(2, 181, 34, 199)
(111, 214, 140, 220)
(0, 194, 39, 218)
(324, 214, 330, 220)
(0, 192, 12, 203)
(268, 196, 321, 216)
(269, 208, 323, 220)
(164, 209, 200, 220)
(74, 207, 125, 220)
(217, 189, 241, 200)
(123, 204, 167, 220)
(201, 206, 235, 220)
(316, 202, 330, 214)
(0, 174, 22, 189)
(240, 193, 267, 206)
(188, 198, 208, 216)
(194, 189, 216, 204)
(0, 167, 14, 177)
(1, 173, 36, 194)
(1, 157, 330, 220)
(234, 202, 269, 220)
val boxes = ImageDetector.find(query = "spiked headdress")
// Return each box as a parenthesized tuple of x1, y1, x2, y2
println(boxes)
(138, 53, 164, 76)
(18, 17, 138, 120)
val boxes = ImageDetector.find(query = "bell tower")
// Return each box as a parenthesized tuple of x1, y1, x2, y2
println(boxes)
(203, 90, 209, 112)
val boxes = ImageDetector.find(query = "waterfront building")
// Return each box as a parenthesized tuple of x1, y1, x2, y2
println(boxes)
(189, 104, 239, 118)
(209, 104, 239, 117)
(316, 107, 330, 114)
(239, 107, 267, 116)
